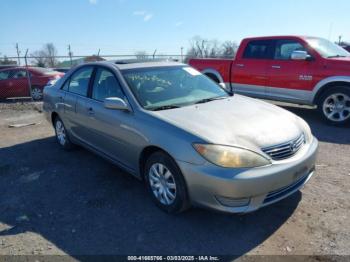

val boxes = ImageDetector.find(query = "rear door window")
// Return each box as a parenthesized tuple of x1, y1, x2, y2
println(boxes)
(243, 40, 274, 59)
(67, 67, 94, 96)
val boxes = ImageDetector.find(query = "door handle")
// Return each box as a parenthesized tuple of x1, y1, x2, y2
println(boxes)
(271, 65, 281, 69)
(87, 107, 95, 115)
(236, 64, 245, 67)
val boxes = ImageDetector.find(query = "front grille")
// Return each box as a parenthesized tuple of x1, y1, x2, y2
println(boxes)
(263, 173, 310, 204)
(262, 134, 305, 160)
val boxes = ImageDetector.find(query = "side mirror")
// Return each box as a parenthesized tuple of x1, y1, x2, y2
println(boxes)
(291, 50, 312, 61)
(104, 97, 130, 111)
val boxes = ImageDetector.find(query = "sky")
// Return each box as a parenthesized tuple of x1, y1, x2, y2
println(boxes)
(1, 0, 350, 57)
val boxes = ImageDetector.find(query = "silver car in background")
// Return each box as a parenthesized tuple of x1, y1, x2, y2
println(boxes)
(43, 61, 318, 214)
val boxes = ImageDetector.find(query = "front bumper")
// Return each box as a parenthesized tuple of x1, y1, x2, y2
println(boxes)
(177, 137, 318, 213)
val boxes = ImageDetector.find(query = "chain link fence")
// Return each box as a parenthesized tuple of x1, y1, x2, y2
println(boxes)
(0, 54, 184, 101)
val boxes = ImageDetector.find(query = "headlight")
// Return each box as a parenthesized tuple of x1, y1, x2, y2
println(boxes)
(193, 144, 271, 168)
(297, 117, 313, 143)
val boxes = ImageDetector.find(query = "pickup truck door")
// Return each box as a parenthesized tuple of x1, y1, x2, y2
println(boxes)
(231, 40, 274, 98)
(266, 39, 315, 103)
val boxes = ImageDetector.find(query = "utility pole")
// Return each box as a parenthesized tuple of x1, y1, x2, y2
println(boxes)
(97, 49, 101, 57)
(68, 44, 73, 66)
(15, 43, 21, 66)
(338, 35, 342, 45)
(153, 49, 157, 59)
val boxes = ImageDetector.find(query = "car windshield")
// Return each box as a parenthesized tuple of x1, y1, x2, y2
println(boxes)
(305, 37, 350, 58)
(122, 66, 229, 110)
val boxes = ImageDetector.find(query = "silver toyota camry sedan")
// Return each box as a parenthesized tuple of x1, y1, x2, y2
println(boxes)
(43, 60, 318, 214)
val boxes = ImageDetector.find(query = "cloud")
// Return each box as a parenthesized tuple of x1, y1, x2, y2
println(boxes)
(133, 10, 153, 22)
(175, 21, 183, 27)
(143, 14, 153, 22)
(133, 10, 146, 16)
(89, 0, 98, 4)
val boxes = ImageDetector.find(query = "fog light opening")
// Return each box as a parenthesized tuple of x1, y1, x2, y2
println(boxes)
(215, 196, 250, 207)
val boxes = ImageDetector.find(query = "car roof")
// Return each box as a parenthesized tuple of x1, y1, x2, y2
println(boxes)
(242, 35, 319, 41)
(81, 60, 186, 70)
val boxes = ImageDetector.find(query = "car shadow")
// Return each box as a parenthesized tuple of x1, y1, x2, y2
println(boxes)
(0, 137, 301, 257)
(278, 104, 350, 145)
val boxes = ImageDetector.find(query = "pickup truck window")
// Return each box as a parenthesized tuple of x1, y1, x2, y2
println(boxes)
(243, 40, 274, 59)
(274, 40, 306, 60)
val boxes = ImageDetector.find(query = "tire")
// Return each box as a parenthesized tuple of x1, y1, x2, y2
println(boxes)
(144, 151, 190, 214)
(205, 73, 220, 84)
(53, 116, 74, 150)
(317, 86, 350, 126)
(31, 86, 43, 100)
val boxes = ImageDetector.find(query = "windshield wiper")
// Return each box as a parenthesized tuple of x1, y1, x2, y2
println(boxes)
(149, 105, 181, 111)
(194, 96, 227, 104)
(327, 55, 347, 58)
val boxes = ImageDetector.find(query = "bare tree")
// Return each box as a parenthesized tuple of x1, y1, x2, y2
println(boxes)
(135, 51, 148, 60)
(30, 43, 59, 67)
(44, 43, 58, 67)
(221, 41, 238, 58)
(185, 36, 222, 61)
(30, 50, 47, 67)
(185, 36, 238, 61)
(0, 56, 17, 65)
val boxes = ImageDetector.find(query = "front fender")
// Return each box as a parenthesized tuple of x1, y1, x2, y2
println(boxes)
(312, 76, 350, 103)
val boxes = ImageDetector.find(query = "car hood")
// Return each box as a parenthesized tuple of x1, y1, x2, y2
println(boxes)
(151, 95, 303, 152)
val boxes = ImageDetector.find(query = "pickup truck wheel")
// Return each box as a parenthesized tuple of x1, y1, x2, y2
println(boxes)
(318, 86, 350, 126)
(144, 151, 190, 214)
(205, 73, 220, 84)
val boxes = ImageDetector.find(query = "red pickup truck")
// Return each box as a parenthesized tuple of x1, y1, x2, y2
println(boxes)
(189, 36, 350, 125)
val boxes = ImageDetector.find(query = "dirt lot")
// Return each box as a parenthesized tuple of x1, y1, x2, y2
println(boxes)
(0, 101, 349, 259)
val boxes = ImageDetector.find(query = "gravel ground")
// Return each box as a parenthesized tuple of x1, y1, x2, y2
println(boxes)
(0, 101, 349, 260)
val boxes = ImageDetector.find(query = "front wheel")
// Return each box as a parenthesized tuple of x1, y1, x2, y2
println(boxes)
(318, 86, 350, 126)
(54, 116, 74, 150)
(144, 151, 190, 214)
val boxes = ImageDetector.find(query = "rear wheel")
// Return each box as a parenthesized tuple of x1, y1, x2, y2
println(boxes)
(318, 86, 350, 126)
(144, 151, 190, 214)
(54, 116, 74, 150)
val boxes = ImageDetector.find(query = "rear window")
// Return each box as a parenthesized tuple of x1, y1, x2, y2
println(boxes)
(243, 40, 274, 59)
